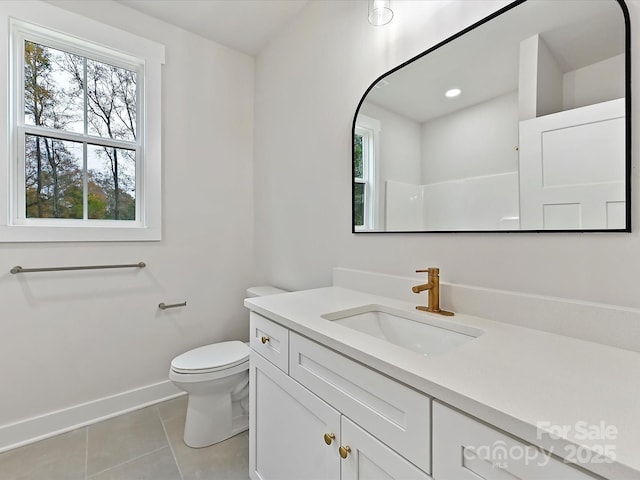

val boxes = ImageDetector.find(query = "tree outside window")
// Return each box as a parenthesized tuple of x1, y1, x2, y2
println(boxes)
(353, 133, 365, 227)
(23, 40, 138, 221)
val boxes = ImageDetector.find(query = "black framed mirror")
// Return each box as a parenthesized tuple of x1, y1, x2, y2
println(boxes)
(352, 0, 630, 233)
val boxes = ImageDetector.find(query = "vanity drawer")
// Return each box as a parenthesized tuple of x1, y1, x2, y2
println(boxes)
(289, 332, 431, 474)
(249, 312, 289, 373)
(432, 402, 597, 480)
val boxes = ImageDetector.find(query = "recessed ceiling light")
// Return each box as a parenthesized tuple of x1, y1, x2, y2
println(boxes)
(445, 88, 461, 98)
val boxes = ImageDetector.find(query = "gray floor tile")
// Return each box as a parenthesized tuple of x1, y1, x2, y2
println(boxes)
(0, 398, 249, 480)
(87, 405, 168, 476)
(0, 428, 86, 480)
(164, 415, 249, 480)
(157, 395, 188, 423)
(88, 446, 181, 480)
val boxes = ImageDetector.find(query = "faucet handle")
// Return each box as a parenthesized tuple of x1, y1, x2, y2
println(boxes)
(416, 267, 439, 274)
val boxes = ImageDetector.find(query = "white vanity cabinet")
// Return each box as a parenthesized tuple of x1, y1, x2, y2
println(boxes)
(249, 310, 603, 480)
(249, 311, 289, 372)
(249, 313, 432, 480)
(341, 416, 431, 480)
(249, 351, 340, 480)
(289, 332, 431, 474)
(432, 402, 597, 480)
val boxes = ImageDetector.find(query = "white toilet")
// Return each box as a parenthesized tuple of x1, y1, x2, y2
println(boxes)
(169, 286, 286, 448)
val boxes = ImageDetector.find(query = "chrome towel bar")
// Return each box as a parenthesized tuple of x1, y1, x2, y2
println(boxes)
(159, 301, 187, 310)
(10, 262, 146, 274)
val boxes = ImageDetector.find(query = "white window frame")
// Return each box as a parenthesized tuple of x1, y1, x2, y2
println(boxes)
(354, 115, 380, 231)
(0, 4, 165, 242)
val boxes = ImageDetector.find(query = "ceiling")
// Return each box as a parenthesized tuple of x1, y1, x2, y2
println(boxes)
(363, 0, 625, 123)
(115, 0, 309, 56)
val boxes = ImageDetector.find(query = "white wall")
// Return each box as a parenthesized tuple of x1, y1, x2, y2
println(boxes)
(420, 92, 518, 184)
(535, 36, 564, 117)
(359, 101, 422, 184)
(1, 0, 256, 435)
(518, 34, 564, 120)
(563, 54, 626, 110)
(254, 0, 640, 309)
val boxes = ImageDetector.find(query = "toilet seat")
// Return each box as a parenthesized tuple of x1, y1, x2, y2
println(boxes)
(171, 341, 249, 374)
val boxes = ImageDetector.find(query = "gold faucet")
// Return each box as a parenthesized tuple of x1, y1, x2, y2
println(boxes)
(412, 268, 454, 316)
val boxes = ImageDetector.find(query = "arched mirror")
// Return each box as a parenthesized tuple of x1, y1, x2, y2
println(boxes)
(353, 0, 630, 233)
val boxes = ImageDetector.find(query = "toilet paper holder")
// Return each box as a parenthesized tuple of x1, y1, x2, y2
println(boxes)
(159, 301, 187, 310)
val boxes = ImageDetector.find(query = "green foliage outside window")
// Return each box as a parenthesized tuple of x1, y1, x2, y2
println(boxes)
(353, 134, 364, 226)
(354, 134, 363, 178)
(354, 183, 364, 227)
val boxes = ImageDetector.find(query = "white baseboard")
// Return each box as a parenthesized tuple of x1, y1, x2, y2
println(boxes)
(0, 380, 184, 453)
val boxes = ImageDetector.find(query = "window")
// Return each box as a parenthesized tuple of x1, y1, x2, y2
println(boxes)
(0, 8, 164, 242)
(353, 116, 379, 231)
(353, 128, 371, 229)
(20, 39, 139, 222)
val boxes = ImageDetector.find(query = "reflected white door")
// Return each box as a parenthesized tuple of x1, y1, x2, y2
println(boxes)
(518, 98, 625, 230)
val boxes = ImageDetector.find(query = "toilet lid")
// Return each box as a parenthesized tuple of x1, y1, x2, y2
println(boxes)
(171, 341, 249, 374)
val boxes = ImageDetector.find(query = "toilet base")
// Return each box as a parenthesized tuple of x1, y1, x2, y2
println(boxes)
(183, 391, 249, 448)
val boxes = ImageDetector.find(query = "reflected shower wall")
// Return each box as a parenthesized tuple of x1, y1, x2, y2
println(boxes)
(385, 172, 520, 231)
(385, 181, 424, 231)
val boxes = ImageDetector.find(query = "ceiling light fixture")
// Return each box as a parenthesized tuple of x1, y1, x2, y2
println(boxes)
(368, 0, 394, 26)
(445, 88, 461, 98)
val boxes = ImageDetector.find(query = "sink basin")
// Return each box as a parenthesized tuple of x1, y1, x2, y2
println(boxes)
(321, 305, 483, 356)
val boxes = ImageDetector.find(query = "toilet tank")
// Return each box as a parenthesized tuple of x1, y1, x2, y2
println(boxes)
(246, 286, 288, 298)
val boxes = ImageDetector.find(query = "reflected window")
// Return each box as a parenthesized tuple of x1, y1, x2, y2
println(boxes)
(354, 115, 379, 230)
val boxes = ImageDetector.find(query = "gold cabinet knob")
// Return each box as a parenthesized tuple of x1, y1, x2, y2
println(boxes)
(339, 445, 351, 459)
(261, 336, 270, 344)
(323, 433, 335, 445)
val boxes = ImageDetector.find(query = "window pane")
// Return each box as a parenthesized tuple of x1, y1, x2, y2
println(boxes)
(87, 145, 136, 220)
(87, 60, 137, 142)
(354, 134, 363, 178)
(24, 41, 84, 134)
(25, 134, 83, 218)
(354, 182, 365, 227)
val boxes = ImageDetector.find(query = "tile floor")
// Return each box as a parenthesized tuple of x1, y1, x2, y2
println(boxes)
(0, 396, 249, 480)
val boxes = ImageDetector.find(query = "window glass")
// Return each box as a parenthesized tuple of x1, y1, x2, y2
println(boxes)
(354, 134, 363, 179)
(24, 41, 84, 133)
(20, 38, 139, 222)
(354, 182, 365, 227)
(25, 134, 83, 218)
(87, 145, 136, 220)
(86, 59, 137, 142)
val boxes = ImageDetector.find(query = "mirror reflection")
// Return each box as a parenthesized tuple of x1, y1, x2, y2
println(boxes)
(353, 0, 629, 232)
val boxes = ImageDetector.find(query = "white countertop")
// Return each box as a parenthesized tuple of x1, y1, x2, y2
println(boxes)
(245, 287, 640, 479)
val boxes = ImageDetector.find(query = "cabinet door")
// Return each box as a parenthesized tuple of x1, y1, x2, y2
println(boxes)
(290, 333, 431, 473)
(341, 416, 432, 480)
(250, 351, 341, 480)
(432, 402, 596, 480)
